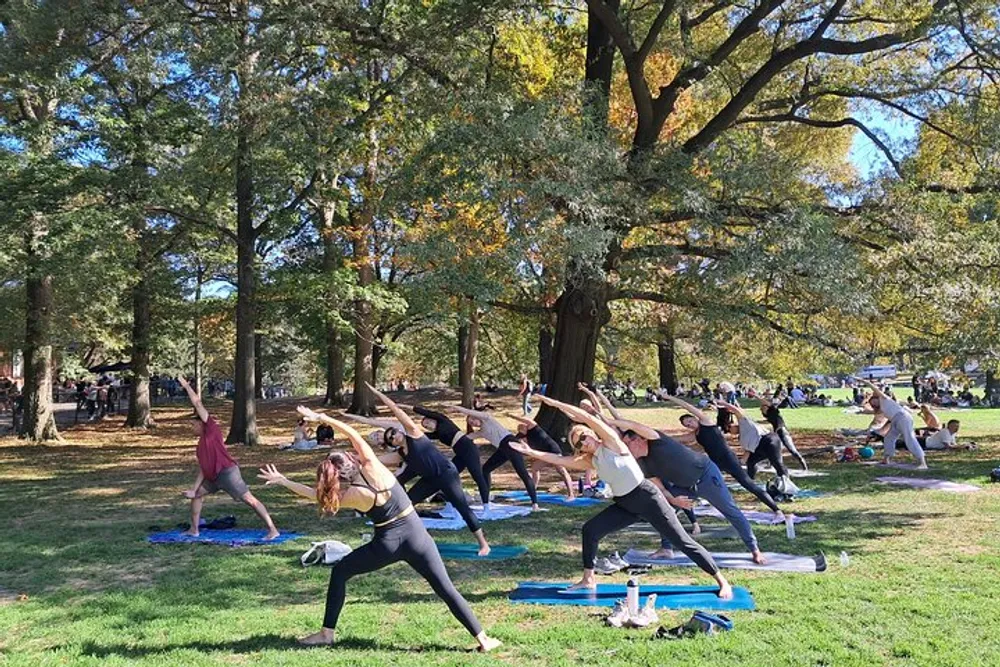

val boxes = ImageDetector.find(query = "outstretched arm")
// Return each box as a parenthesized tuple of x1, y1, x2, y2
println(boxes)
(505, 412, 537, 428)
(536, 394, 628, 455)
(609, 417, 660, 442)
(506, 439, 591, 471)
(586, 383, 622, 421)
(367, 383, 421, 437)
(454, 405, 493, 421)
(340, 413, 401, 430)
(177, 376, 209, 422)
(413, 405, 455, 427)
(715, 399, 747, 418)
(860, 378, 887, 399)
(663, 394, 712, 425)
(258, 464, 317, 500)
(297, 406, 378, 465)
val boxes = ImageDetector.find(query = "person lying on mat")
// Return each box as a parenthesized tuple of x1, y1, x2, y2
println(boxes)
(918, 419, 965, 450)
(613, 415, 767, 565)
(258, 408, 501, 652)
(507, 394, 733, 599)
(506, 413, 576, 499)
(177, 376, 279, 540)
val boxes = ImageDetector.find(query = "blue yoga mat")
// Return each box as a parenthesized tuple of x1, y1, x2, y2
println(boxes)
(437, 544, 528, 560)
(509, 582, 755, 611)
(148, 529, 300, 547)
(496, 492, 605, 507)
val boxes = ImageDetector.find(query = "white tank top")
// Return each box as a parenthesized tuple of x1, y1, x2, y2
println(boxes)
(592, 446, 643, 497)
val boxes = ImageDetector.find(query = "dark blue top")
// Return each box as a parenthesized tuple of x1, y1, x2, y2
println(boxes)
(352, 470, 412, 525)
(402, 434, 454, 477)
(413, 406, 461, 445)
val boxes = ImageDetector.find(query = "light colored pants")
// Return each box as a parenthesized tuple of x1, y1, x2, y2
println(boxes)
(884, 412, 926, 465)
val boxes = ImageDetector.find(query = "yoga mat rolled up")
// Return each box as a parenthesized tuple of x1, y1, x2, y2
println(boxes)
(623, 548, 826, 573)
(509, 582, 755, 611)
(436, 544, 527, 560)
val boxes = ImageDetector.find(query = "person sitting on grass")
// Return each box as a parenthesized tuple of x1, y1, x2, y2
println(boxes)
(178, 375, 279, 540)
(316, 422, 335, 446)
(258, 408, 501, 652)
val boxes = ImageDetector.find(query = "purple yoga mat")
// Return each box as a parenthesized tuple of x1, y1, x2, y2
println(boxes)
(876, 476, 980, 493)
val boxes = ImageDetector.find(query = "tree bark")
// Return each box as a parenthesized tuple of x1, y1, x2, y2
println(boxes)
(227, 2, 259, 445)
(348, 125, 379, 415)
(319, 196, 346, 406)
(254, 332, 264, 400)
(125, 273, 154, 427)
(538, 323, 554, 386)
(192, 263, 205, 395)
(458, 307, 479, 407)
(583, 0, 619, 127)
(324, 326, 345, 406)
(536, 279, 610, 436)
(657, 330, 678, 394)
(20, 264, 59, 442)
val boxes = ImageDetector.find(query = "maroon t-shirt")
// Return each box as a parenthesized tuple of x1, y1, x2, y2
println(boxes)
(196, 417, 237, 482)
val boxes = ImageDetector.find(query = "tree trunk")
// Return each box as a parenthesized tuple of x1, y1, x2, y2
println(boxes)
(987, 369, 999, 405)
(324, 327, 345, 406)
(538, 323, 554, 386)
(536, 279, 610, 436)
(583, 0, 618, 127)
(192, 264, 204, 395)
(657, 332, 678, 394)
(125, 273, 154, 427)
(348, 125, 379, 416)
(227, 3, 259, 445)
(254, 332, 264, 400)
(458, 307, 479, 407)
(20, 266, 59, 442)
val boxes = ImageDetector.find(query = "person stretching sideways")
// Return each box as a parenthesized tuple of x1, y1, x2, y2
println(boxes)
(508, 394, 732, 598)
(612, 415, 767, 565)
(862, 379, 928, 469)
(258, 408, 501, 652)
(664, 395, 785, 519)
(506, 413, 576, 499)
(717, 400, 790, 481)
(758, 398, 808, 470)
(177, 376, 279, 540)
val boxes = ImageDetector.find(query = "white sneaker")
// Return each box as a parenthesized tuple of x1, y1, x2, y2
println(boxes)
(630, 594, 659, 627)
(605, 600, 629, 628)
(607, 551, 630, 569)
(594, 557, 622, 575)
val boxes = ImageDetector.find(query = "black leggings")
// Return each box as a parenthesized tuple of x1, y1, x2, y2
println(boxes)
(482, 435, 538, 505)
(406, 468, 481, 533)
(323, 513, 482, 635)
(451, 436, 490, 505)
(776, 427, 807, 469)
(582, 480, 718, 575)
(746, 434, 789, 479)
(708, 446, 781, 513)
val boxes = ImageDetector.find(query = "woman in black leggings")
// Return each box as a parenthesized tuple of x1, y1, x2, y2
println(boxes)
(367, 386, 491, 556)
(507, 413, 576, 498)
(409, 405, 491, 505)
(717, 400, 789, 479)
(759, 399, 808, 470)
(257, 407, 500, 651)
(665, 395, 784, 518)
(454, 405, 541, 511)
(508, 394, 732, 597)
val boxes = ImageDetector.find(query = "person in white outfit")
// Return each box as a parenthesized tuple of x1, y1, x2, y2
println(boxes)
(861, 379, 927, 469)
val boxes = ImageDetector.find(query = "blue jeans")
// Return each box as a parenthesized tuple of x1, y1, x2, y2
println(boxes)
(662, 461, 759, 553)
(522, 393, 532, 415)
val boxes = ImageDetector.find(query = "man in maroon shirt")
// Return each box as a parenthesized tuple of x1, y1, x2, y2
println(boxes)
(178, 376, 279, 540)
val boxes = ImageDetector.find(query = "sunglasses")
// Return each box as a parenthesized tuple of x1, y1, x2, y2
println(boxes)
(383, 428, 398, 446)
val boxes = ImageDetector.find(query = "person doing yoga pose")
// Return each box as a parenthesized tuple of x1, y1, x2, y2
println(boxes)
(758, 398, 808, 470)
(177, 376, 279, 540)
(862, 379, 928, 469)
(258, 408, 500, 651)
(407, 404, 491, 505)
(612, 415, 767, 564)
(454, 405, 541, 511)
(508, 394, 733, 598)
(718, 400, 790, 481)
(664, 395, 785, 518)
(506, 413, 576, 499)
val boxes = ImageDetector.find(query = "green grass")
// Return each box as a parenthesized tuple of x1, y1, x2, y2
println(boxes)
(2, 398, 1000, 666)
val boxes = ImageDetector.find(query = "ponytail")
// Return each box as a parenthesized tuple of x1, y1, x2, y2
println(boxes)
(316, 459, 342, 515)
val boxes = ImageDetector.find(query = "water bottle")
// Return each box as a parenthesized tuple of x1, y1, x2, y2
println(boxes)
(626, 578, 640, 618)
(785, 515, 796, 540)
(839, 551, 850, 567)
(360, 532, 372, 545)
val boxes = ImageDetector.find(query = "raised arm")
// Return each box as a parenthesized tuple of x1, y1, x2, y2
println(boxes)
(587, 383, 622, 420)
(413, 405, 457, 428)
(506, 438, 592, 471)
(609, 417, 660, 442)
(297, 406, 379, 465)
(454, 405, 493, 422)
(367, 383, 421, 437)
(715, 399, 747, 418)
(504, 412, 537, 428)
(340, 412, 401, 430)
(177, 376, 209, 422)
(258, 464, 317, 500)
(663, 394, 712, 425)
(860, 378, 887, 400)
(536, 394, 627, 455)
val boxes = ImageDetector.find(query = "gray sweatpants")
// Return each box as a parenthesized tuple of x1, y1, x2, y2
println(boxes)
(884, 411, 926, 465)
(663, 461, 759, 553)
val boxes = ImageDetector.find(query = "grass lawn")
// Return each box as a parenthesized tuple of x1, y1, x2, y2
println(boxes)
(2, 391, 999, 666)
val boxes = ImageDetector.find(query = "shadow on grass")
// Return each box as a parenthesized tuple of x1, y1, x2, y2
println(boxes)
(77, 633, 466, 658)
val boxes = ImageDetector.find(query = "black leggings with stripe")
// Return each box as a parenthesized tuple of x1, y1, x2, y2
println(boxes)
(482, 435, 538, 505)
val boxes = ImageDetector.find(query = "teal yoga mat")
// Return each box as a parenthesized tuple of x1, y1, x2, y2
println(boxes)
(437, 544, 527, 560)
(509, 582, 755, 611)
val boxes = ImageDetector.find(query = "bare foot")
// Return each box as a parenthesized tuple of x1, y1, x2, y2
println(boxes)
(650, 548, 674, 560)
(181, 529, 199, 537)
(264, 529, 281, 541)
(717, 581, 734, 600)
(478, 544, 491, 557)
(477, 635, 502, 652)
(751, 550, 767, 565)
(881, 458, 892, 465)
(691, 522, 702, 536)
(564, 578, 596, 591)
(298, 629, 335, 646)
(916, 463, 929, 470)
(531, 504, 541, 511)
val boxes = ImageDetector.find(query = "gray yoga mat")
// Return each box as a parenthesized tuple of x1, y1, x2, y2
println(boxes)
(624, 548, 827, 573)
